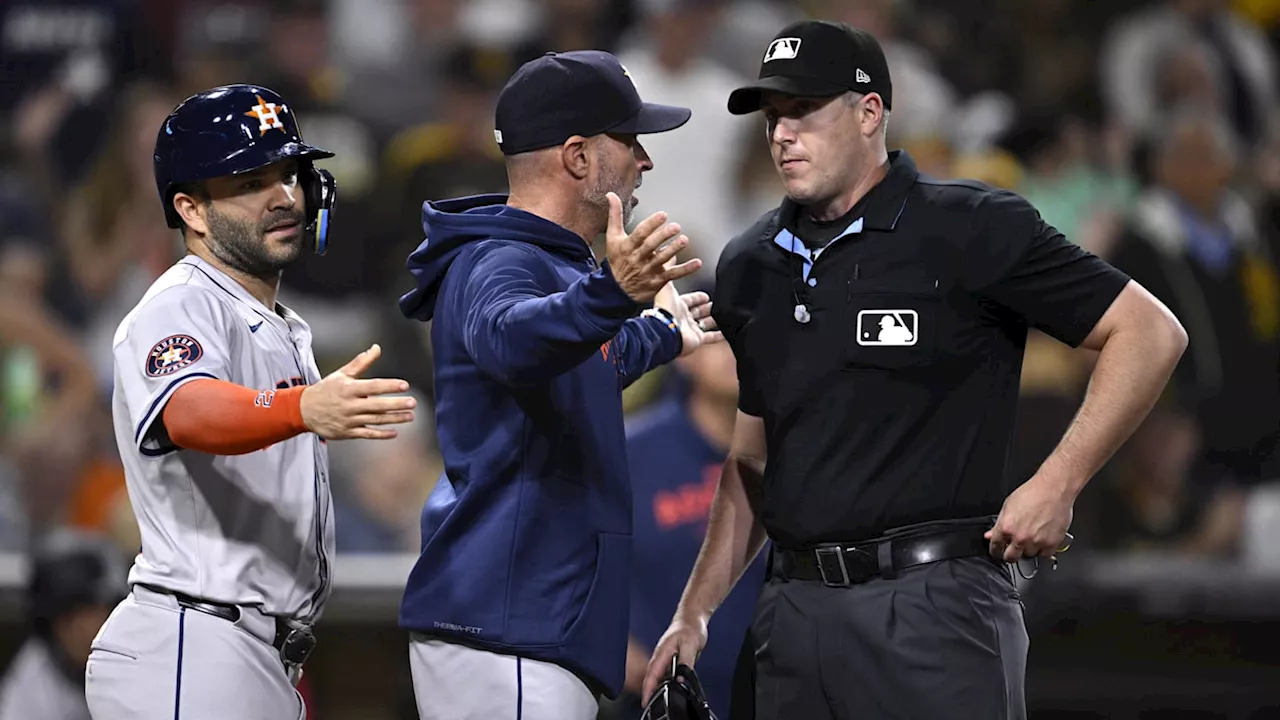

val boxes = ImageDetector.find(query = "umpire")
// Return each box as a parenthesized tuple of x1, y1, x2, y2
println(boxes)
(643, 19, 1188, 720)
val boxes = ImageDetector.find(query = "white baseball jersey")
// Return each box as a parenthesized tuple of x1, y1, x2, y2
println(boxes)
(110, 254, 333, 621)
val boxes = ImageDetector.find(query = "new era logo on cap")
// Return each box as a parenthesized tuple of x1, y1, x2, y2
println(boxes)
(764, 37, 801, 62)
(856, 68, 871, 83)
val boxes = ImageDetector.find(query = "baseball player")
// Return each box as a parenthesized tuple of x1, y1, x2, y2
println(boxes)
(84, 84, 416, 720)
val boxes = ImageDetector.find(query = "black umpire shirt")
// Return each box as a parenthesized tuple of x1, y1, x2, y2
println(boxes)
(711, 150, 1131, 548)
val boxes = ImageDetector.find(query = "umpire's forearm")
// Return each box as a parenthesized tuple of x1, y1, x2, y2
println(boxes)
(675, 455, 767, 622)
(1040, 312, 1186, 497)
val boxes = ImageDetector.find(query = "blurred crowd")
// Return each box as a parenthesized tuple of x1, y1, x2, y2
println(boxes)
(3, 0, 1280, 717)
(0, 0, 1279, 648)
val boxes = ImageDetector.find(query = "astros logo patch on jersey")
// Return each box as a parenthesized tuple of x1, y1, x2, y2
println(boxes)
(145, 334, 204, 376)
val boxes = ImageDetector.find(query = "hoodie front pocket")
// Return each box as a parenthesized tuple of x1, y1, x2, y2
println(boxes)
(562, 531, 631, 643)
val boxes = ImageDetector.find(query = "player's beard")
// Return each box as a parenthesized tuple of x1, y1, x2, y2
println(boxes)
(584, 152, 636, 227)
(205, 204, 306, 279)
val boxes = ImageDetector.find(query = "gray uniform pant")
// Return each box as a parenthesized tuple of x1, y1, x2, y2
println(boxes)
(85, 585, 304, 720)
(752, 556, 1028, 720)
(408, 635, 600, 720)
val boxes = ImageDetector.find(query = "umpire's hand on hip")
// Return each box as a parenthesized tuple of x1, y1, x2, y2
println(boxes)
(300, 343, 417, 440)
(604, 192, 702, 304)
(985, 471, 1075, 564)
(641, 612, 709, 704)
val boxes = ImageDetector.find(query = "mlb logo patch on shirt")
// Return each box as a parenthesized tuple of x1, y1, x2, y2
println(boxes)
(857, 310, 917, 347)
(146, 334, 204, 376)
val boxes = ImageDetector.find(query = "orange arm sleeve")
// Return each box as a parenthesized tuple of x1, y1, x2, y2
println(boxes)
(161, 378, 308, 455)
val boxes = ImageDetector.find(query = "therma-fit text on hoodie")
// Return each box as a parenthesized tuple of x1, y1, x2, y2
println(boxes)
(397, 194, 683, 698)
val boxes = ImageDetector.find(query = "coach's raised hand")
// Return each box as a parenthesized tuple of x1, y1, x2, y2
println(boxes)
(300, 343, 416, 440)
(605, 192, 702, 304)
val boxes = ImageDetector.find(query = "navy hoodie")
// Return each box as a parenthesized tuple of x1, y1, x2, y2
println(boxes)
(397, 194, 683, 698)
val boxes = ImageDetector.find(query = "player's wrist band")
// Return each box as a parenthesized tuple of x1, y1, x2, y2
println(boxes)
(641, 307, 678, 332)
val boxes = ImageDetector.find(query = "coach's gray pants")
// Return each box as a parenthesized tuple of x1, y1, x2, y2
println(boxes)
(85, 585, 304, 720)
(753, 556, 1028, 720)
(409, 635, 599, 720)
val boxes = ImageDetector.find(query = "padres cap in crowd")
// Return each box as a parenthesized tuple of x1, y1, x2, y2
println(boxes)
(494, 50, 692, 155)
(727, 19, 893, 115)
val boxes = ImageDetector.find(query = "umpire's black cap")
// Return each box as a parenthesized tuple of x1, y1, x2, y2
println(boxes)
(728, 19, 893, 115)
(493, 50, 692, 156)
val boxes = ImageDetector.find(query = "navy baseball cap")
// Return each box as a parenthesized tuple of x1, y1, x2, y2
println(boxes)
(494, 50, 692, 156)
(728, 20, 893, 115)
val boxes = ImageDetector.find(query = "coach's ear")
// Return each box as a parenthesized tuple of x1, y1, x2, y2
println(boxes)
(560, 135, 591, 181)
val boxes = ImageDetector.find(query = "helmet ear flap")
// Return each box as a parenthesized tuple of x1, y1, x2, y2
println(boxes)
(302, 165, 337, 255)
(162, 188, 184, 229)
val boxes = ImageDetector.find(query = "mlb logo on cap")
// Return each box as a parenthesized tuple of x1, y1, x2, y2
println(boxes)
(764, 37, 801, 62)
(857, 310, 918, 346)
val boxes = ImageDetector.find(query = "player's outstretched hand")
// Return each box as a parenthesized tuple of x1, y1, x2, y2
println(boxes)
(300, 344, 416, 440)
(654, 283, 724, 357)
(605, 192, 702, 304)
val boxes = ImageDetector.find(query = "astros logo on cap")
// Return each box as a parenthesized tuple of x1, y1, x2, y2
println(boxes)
(245, 94, 289, 136)
(620, 63, 638, 90)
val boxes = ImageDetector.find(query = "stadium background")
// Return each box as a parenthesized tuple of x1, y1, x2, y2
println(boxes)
(3, 0, 1280, 717)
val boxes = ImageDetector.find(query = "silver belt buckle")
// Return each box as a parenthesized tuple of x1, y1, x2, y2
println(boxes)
(815, 546, 851, 587)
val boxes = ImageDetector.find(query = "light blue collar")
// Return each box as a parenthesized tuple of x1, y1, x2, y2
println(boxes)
(772, 216, 864, 281)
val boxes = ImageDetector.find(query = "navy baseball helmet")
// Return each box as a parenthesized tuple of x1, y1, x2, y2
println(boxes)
(153, 84, 338, 254)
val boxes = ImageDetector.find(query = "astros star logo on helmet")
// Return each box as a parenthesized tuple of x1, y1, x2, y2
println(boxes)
(245, 94, 288, 136)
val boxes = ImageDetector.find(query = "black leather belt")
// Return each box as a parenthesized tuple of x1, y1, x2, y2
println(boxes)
(774, 523, 996, 587)
(139, 584, 316, 667)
